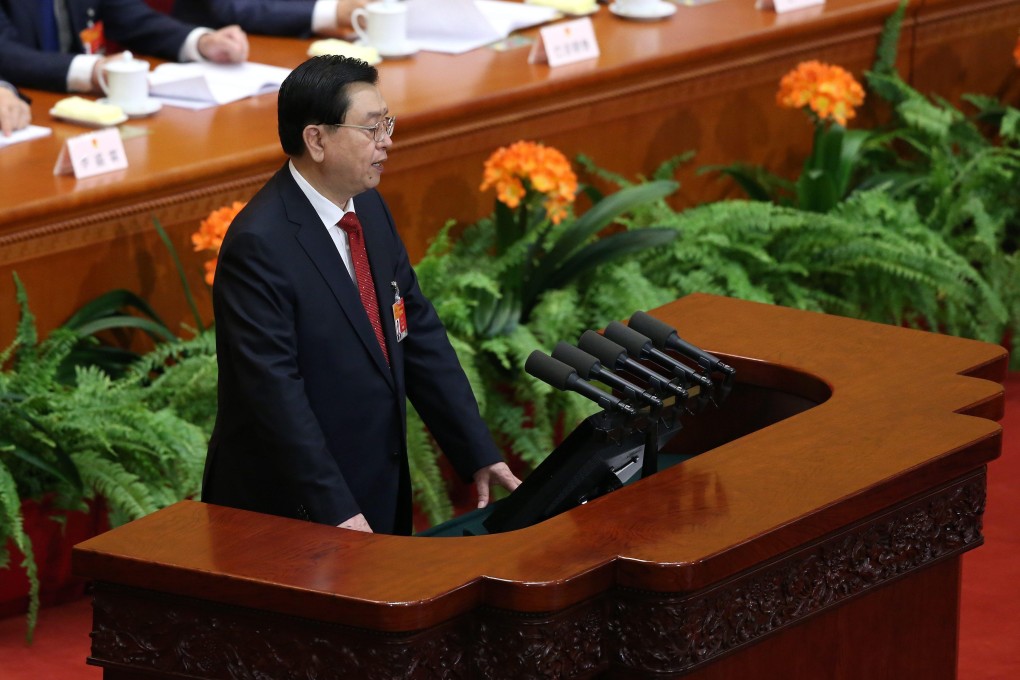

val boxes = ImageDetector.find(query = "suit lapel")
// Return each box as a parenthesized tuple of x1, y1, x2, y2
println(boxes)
(278, 171, 395, 389)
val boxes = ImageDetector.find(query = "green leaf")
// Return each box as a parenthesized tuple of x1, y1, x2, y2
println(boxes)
(69, 315, 179, 344)
(493, 199, 520, 256)
(152, 216, 205, 332)
(4, 441, 82, 491)
(700, 163, 777, 202)
(530, 228, 676, 301)
(62, 289, 169, 333)
(835, 129, 870, 197)
(808, 123, 843, 174)
(537, 180, 678, 280)
(796, 168, 838, 212)
(1001, 107, 1020, 143)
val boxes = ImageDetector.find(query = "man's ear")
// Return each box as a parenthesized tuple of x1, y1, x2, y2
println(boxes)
(302, 125, 326, 163)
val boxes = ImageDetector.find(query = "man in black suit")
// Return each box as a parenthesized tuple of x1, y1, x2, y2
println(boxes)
(0, 0, 248, 93)
(203, 55, 520, 534)
(173, 0, 366, 38)
(0, 78, 30, 135)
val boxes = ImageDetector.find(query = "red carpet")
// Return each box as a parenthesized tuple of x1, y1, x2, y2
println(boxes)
(2, 375, 1019, 679)
(958, 370, 1020, 680)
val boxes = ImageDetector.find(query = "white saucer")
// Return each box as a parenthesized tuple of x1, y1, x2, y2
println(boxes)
(358, 38, 419, 59)
(609, 1, 677, 20)
(98, 97, 162, 118)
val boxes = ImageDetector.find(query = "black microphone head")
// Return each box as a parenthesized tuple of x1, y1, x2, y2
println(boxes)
(604, 320, 653, 359)
(524, 350, 576, 391)
(578, 330, 628, 369)
(628, 311, 677, 350)
(551, 342, 600, 380)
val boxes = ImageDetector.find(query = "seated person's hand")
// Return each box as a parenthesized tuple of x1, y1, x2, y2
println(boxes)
(198, 25, 249, 64)
(0, 87, 31, 136)
(337, 0, 369, 30)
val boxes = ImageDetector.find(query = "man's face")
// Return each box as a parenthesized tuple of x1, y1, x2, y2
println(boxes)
(320, 82, 392, 204)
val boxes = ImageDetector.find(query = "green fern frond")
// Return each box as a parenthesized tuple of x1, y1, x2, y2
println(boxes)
(872, 0, 908, 76)
(70, 451, 159, 524)
(0, 460, 40, 643)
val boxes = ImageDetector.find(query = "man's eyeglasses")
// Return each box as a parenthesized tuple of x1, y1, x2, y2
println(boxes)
(326, 116, 396, 142)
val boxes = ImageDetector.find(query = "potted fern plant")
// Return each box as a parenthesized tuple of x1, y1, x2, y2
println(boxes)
(0, 275, 209, 641)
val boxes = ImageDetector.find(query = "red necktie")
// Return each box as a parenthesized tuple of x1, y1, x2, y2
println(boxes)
(339, 212, 389, 365)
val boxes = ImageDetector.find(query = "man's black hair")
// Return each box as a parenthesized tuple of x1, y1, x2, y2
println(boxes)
(277, 55, 379, 157)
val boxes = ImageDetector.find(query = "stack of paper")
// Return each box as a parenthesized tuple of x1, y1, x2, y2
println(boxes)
(0, 125, 52, 148)
(149, 62, 292, 109)
(407, 0, 560, 54)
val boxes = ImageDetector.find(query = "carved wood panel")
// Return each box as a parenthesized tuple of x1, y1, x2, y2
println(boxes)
(88, 471, 984, 679)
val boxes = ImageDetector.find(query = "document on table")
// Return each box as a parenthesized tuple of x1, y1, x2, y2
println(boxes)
(148, 62, 292, 109)
(407, 0, 560, 54)
(0, 125, 52, 148)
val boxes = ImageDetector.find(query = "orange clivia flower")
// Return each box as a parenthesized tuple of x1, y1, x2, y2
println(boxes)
(192, 201, 245, 285)
(480, 141, 578, 224)
(777, 60, 866, 127)
(1014, 33, 1020, 67)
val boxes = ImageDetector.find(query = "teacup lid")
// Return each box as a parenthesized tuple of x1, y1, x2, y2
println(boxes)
(104, 51, 149, 72)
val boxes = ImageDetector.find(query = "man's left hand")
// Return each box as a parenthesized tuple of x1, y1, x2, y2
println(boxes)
(198, 25, 249, 64)
(0, 87, 30, 136)
(473, 462, 522, 509)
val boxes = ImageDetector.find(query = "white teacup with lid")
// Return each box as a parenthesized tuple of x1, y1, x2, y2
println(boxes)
(97, 52, 158, 116)
(351, 0, 417, 58)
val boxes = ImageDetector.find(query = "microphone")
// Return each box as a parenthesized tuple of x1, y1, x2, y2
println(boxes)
(577, 331, 688, 401)
(629, 311, 736, 379)
(603, 321, 714, 394)
(525, 350, 637, 415)
(552, 342, 663, 408)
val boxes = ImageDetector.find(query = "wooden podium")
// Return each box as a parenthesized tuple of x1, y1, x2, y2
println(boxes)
(72, 294, 1007, 679)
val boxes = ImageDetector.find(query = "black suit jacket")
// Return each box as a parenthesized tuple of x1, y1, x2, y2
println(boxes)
(173, 0, 316, 37)
(0, 0, 195, 91)
(202, 166, 501, 534)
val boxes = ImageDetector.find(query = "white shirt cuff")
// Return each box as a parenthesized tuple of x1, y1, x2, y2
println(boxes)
(68, 54, 102, 93)
(181, 27, 214, 62)
(312, 1, 341, 33)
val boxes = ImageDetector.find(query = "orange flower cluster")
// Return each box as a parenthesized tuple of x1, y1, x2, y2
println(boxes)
(777, 61, 866, 127)
(1014, 33, 1020, 67)
(192, 201, 245, 285)
(480, 141, 578, 224)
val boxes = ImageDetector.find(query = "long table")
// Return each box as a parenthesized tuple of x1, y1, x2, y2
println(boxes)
(72, 293, 1008, 678)
(1, 0, 1018, 344)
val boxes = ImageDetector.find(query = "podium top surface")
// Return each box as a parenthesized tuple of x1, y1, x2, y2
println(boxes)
(72, 294, 1007, 631)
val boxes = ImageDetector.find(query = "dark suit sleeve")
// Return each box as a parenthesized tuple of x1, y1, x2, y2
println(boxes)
(376, 199, 504, 481)
(213, 228, 361, 525)
(96, 0, 196, 63)
(0, 7, 75, 92)
(173, 0, 317, 37)
(0, 0, 197, 92)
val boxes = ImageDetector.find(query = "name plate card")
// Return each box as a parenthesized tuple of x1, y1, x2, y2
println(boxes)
(529, 17, 599, 68)
(756, 0, 825, 13)
(53, 127, 128, 179)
